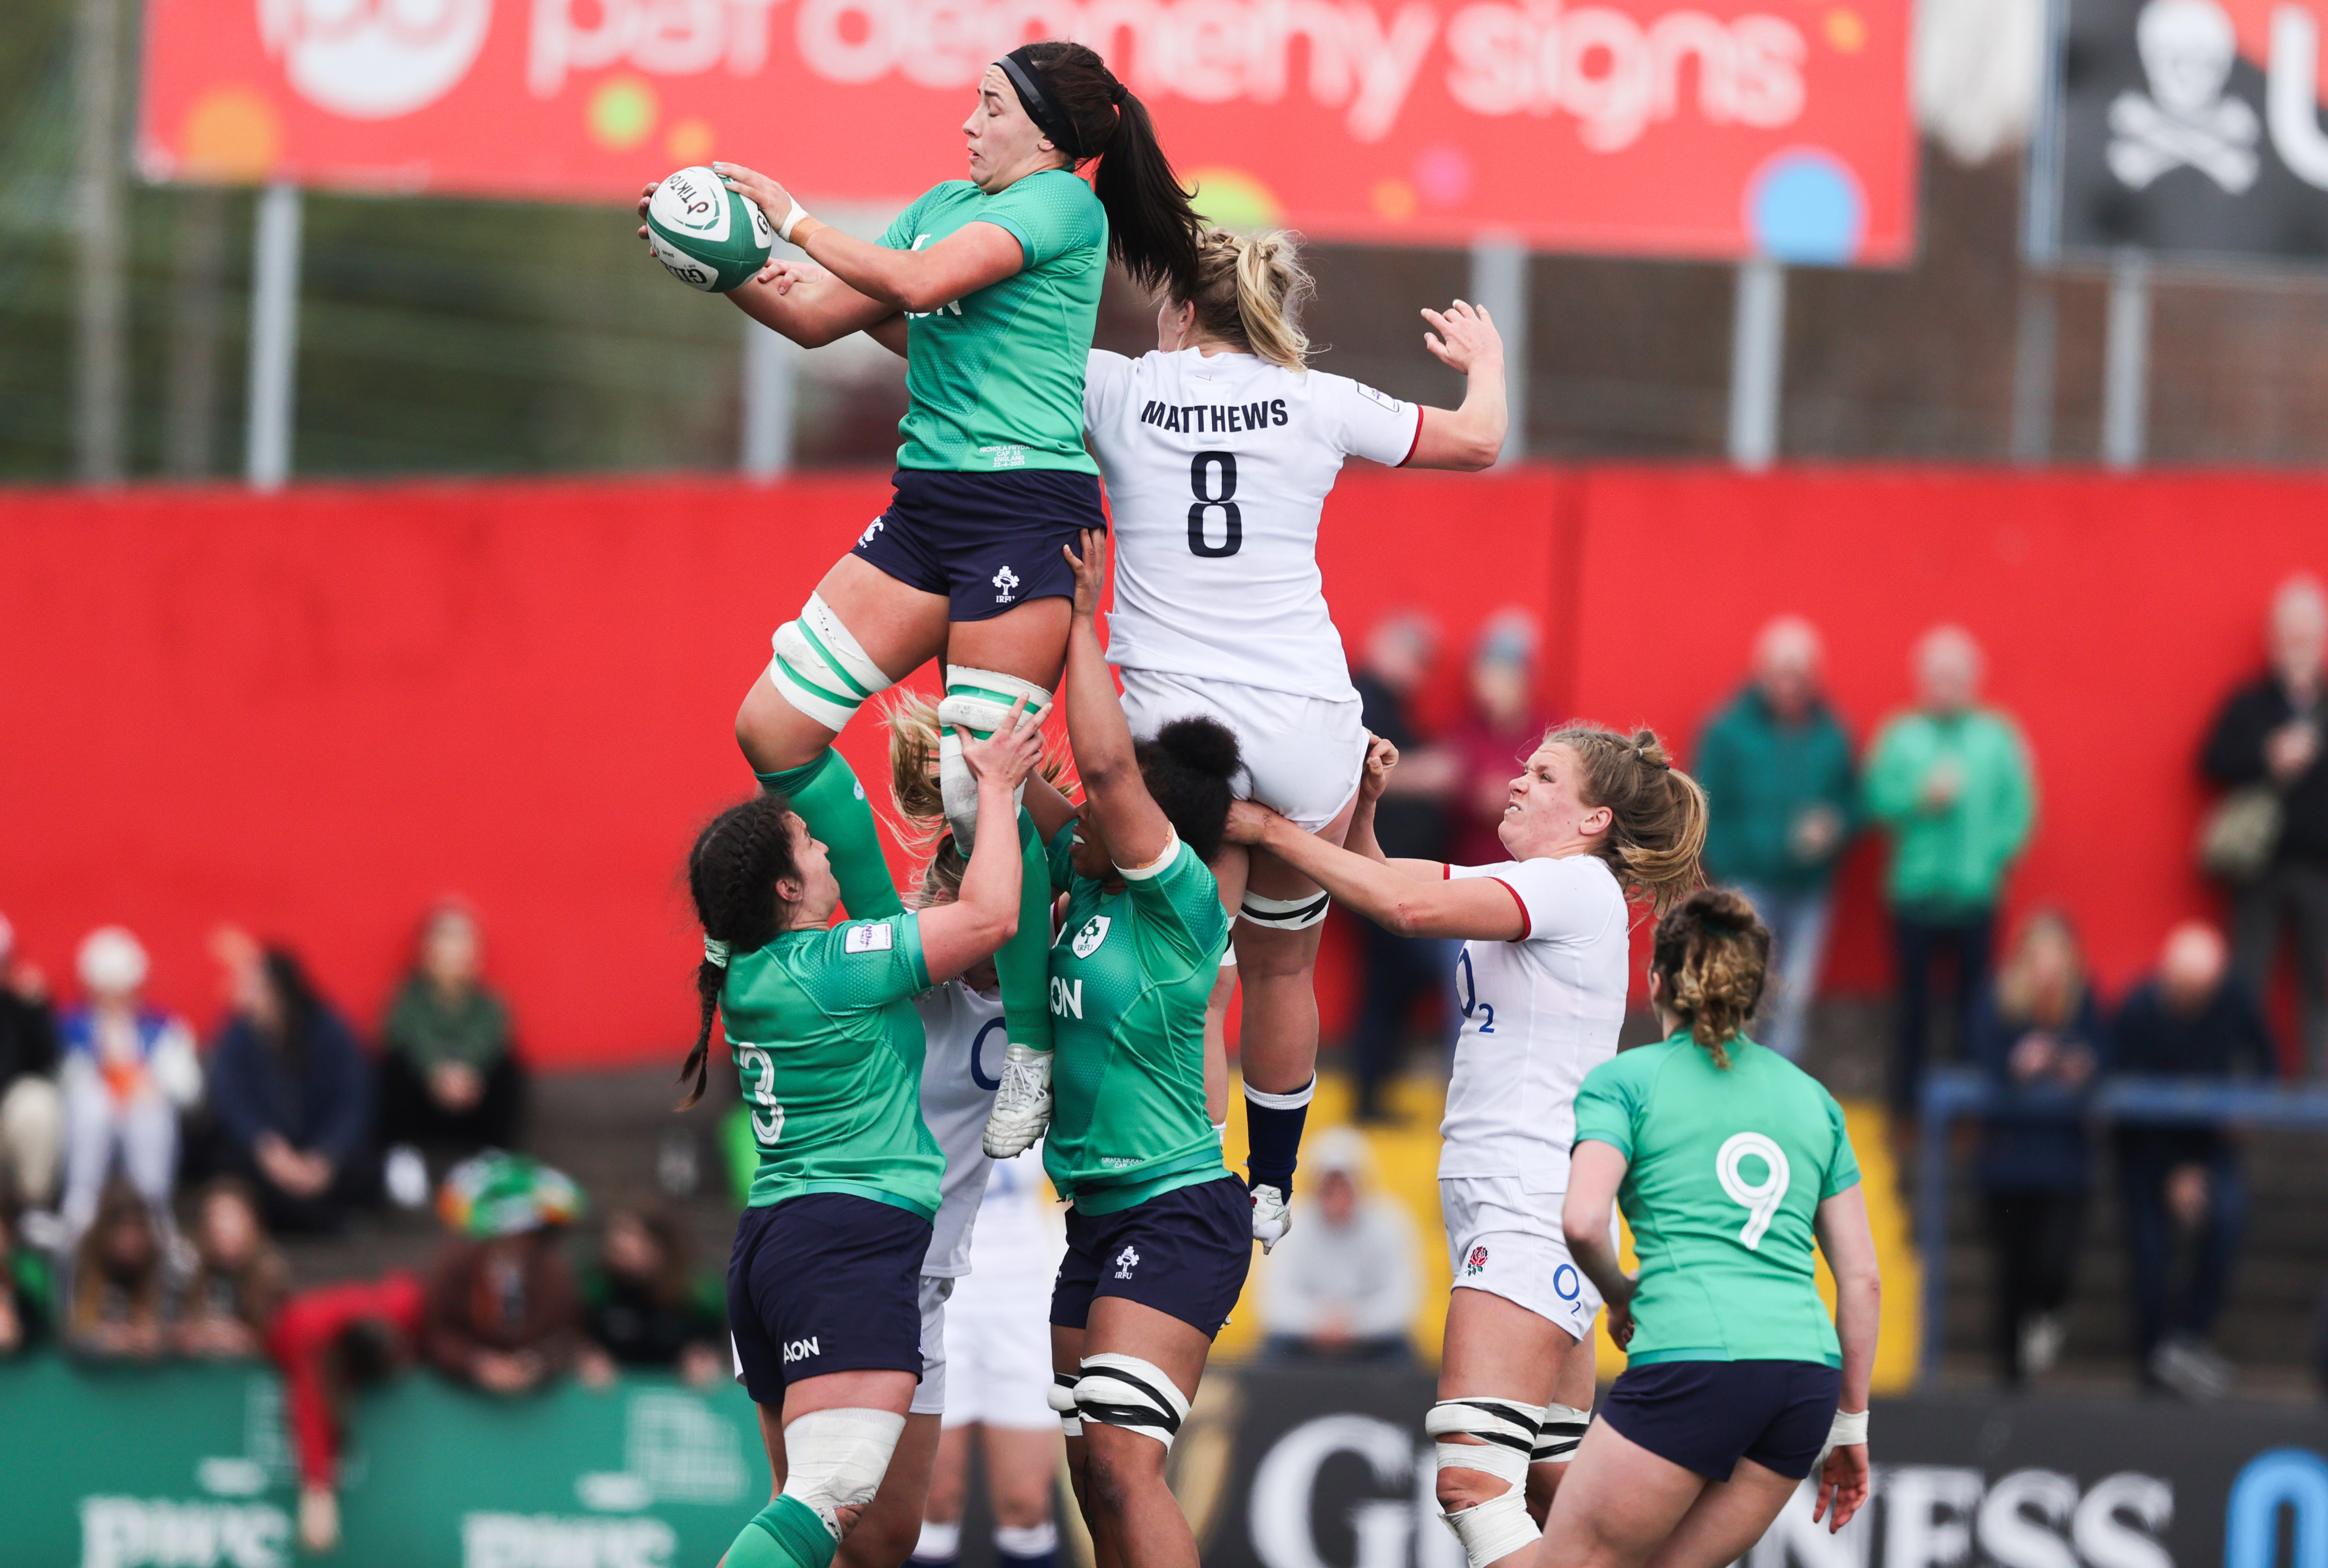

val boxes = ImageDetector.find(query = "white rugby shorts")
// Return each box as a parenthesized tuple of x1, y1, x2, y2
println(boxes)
(1440, 1174, 1607, 1342)
(1117, 668, 1366, 834)
(937, 1255, 1062, 1430)
(910, 1273, 955, 1417)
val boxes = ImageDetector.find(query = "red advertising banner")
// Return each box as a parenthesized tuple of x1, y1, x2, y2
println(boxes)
(139, 0, 1913, 260)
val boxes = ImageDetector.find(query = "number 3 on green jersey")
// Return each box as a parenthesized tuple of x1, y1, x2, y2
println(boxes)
(738, 1045, 784, 1146)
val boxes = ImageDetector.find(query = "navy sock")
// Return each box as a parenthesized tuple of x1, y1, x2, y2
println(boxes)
(1243, 1076, 1316, 1194)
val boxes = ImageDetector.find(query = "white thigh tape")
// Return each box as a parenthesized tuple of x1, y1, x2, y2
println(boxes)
(1239, 890, 1331, 930)
(1531, 1403, 1591, 1464)
(768, 593, 895, 732)
(1243, 1076, 1317, 1111)
(780, 1407, 906, 1536)
(938, 666, 1049, 849)
(1074, 1353, 1191, 1450)
(1427, 1397, 1545, 1486)
(1048, 1372, 1083, 1438)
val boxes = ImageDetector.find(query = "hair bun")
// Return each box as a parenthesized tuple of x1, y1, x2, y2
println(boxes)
(1153, 715, 1242, 783)
(1109, 81, 1128, 104)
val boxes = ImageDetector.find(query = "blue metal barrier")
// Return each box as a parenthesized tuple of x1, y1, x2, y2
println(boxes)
(1914, 1068, 2328, 1380)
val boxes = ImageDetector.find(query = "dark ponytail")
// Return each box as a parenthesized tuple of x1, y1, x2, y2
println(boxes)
(1133, 716, 1242, 862)
(678, 793, 802, 1110)
(1008, 41, 1201, 298)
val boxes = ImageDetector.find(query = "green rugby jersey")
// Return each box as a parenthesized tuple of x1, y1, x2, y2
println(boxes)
(723, 911, 945, 1218)
(1040, 827, 1231, 1214)
(880, 170, 1105, 475)
(1571, 1032, 1861, 1366)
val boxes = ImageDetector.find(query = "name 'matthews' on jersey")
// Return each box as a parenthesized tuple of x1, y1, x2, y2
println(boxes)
(1085, 348, 1422, 704)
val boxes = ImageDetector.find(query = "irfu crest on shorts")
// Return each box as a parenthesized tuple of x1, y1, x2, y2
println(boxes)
(1071, 915, 1111, 958)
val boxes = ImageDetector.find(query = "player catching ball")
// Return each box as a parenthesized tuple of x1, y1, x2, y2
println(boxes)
(1223, 727, 1704, 1568)
(1082, 227, 1507, 1246)
(679, 707, 1039, 1568)
(636, 40, 1206, 1161)
(1550, 889, 1878, 1567)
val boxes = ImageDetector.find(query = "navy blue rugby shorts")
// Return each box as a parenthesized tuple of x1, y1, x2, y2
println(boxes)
(727, 1192, 929, 1406)
(1599, 1359, 1842, 1480)
(1050, 1176, 1252, 1339)
(851, 467, 1104, 622)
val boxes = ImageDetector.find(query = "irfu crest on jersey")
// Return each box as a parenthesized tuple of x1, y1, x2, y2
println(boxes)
(1071, 916, 1111, 958)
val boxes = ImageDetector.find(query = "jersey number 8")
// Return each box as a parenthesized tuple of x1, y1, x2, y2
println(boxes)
(1187, 452, 1241, 558)
(1715, 1132, 1789, 1250)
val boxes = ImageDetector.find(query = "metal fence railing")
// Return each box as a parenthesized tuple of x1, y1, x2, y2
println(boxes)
(1914, 1067, 2328, 1379)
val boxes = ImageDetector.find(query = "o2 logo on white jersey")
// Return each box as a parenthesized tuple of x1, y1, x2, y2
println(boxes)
(259, 0, 492, 119)
(1454, 951, 1497, 1033)
(1716, 1132, 1790, 1250)
(1070, 916, 1111, 958)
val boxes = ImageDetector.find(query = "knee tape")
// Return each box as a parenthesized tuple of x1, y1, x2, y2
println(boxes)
(1428, 1399, 1546, 1568)
(938, 667, 1051, 844)
(1531, 1403, 1590, 1465)
(1048, 1372, 1082, 1438)
(769, 594, 896, 733)
(1244, 1077, 1317, 1112)
(1239, 890, 1331, 931)
(1427, 1397, 1545, 1487)
(1073, 1353, 1190, 1451)
(779, 1407, 906, 1536)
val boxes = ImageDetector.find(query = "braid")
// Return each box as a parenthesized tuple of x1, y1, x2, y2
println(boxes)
(677, 793, 801, 1110)
(1649, 888, 1771, 1069)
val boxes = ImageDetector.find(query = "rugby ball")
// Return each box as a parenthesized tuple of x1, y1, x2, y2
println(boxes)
(645, 166, 773, 294)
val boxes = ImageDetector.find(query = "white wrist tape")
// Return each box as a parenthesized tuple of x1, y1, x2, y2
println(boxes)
(1829, 1409, 1868, 1447)
(779, 200, 811, 243)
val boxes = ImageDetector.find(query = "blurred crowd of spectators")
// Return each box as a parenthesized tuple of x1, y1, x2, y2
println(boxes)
(1337, 569, 2328, 1396)
(0, 904, 728, 1553)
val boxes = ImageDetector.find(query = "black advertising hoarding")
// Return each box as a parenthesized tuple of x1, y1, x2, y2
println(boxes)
(2039, 0, 2328, 262)
(1179, 1366, 2328, 1568)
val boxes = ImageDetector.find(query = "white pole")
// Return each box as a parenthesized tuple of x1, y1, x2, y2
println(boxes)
(74, 0, 126, 484)
(1467, 233, 1528, 467)
(245, 182, 304, 492)
(1728, 257, 1786, 471)
(2010, 272, 2057, 466)
(2101, 250, 2150, 470)
(740, 317, 797, 481)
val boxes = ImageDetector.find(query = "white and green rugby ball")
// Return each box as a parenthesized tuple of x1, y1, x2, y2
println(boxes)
(645, 166, 773, 293)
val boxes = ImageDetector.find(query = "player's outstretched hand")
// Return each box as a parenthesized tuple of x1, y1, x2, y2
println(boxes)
(958, 696, 1043, 793)
(1812, 1442, 1870, 1533)
(715, 161, 794, 235)
(1359, 733, 1400, 806)
(1223, 799, 1279, 846)
(636, 183, 656, 245)
(757, 257, 830, 292)
(1062, 528, 1108, 619)
(1422, 299, 1503, 375)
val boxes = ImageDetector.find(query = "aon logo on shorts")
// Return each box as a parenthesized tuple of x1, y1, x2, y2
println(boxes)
(1715, 1132, 1790, 1250)
(783, 1337, 822, 1364)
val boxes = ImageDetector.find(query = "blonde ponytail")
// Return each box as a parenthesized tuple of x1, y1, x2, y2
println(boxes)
(1179, 227, 1314, 370)
(1544, 723, 1709, 915)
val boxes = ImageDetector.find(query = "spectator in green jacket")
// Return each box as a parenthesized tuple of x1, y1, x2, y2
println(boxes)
(1864, 625, 2038, 1119)
(377, 904, 524, 1210)
(1693, 616, 1857, 1060)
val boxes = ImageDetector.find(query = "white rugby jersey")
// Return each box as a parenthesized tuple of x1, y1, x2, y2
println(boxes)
(1437, 854, 1631, 1194)
(912, 978, 1009, 1278)
(964, 1146, 1063, 1281)
(1083, 348, 1422, 702)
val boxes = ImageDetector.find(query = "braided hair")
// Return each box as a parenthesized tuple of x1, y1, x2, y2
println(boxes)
(677, 793, 803, 1110)
(1649, 888, 1771, 1068)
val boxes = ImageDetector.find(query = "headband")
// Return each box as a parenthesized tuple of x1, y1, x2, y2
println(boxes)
(999, 47, 1122, 159)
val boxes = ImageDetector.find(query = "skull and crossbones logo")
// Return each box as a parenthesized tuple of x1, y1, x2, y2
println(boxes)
(2108, 0, 2261, 192)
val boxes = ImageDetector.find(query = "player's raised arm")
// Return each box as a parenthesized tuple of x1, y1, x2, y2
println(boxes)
(1059, 530, 1176, 871)
(1406, 299, 1508, 471)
